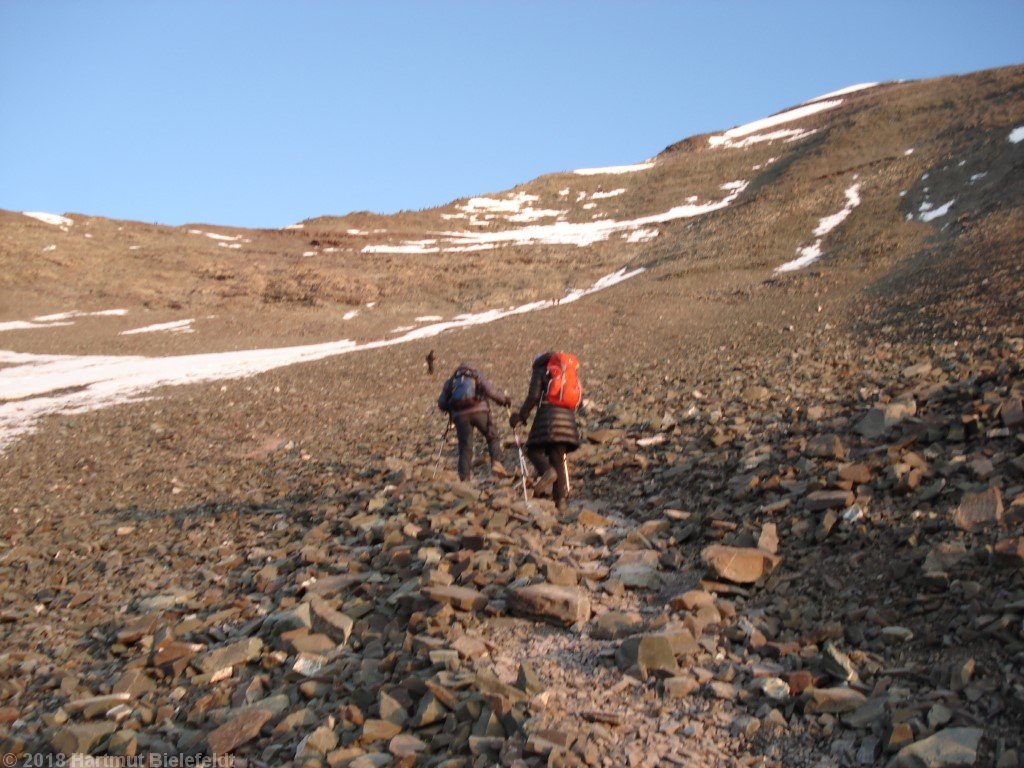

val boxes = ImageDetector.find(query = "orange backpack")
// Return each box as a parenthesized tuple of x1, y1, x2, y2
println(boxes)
(546, 352, 582, 409)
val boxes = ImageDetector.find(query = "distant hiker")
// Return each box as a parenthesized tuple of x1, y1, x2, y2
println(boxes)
(426, 349, 436, 375)
(509, 352, 582, 510)
(438, 362, 510, 481)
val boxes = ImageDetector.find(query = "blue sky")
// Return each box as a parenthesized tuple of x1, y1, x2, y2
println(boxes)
(2, 2, 1022, 229)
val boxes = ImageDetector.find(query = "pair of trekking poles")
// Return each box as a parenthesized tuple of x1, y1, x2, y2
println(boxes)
(431, 406, 567, 507)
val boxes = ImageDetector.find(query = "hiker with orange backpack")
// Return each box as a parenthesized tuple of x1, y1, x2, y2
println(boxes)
(438, 362, 511, 482)
(508, 352, 582, 510)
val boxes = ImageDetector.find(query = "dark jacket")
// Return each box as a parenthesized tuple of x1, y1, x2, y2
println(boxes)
(517, 353, 581, 450)
(438, 363, 508, 416)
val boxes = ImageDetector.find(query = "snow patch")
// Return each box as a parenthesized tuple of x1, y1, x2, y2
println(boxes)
(342, 310, 359, 320)
(969, 172, 988, 183)
(573, 162, 654, 176)
(0, 266, 644, 450)
(709, 100, 842, 148)
(439, 183, 748, 249)
(626, 228, 658, 243)
(283, 223, 304, 230)
(805, 82, 878, 103)
(24, 211, 73, 227)
(362, 241, 440, 254)
(776, 183, 861, 273)
(591, 189, 625, 199)
(188, 230, 242, 242)
(415, 315, 443, 323)
(120, 320, 195, 336)
(919, 199, 955, 222)
(1009, 125, 1024, 144)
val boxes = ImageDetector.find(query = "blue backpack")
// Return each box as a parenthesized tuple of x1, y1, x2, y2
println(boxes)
(449, 369, 478, 410)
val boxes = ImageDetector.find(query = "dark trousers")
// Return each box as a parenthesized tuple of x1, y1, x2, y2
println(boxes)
(526, 444, 569, 506)
(454, 411, 502, 481)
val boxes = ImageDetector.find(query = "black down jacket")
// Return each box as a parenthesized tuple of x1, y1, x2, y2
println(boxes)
(517, 353, 581, 450)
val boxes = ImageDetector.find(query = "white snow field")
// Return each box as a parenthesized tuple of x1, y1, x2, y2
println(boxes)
(573, 162, 654, 176)
(919, 200, 955, 222)
(362, 182, 747, 254)
(0, 266, 644, 450)
(776, 183, 862, 273)
(805, 82, 878, 103)
(120, 320, 195, 336)
(23, 211, 73, 227)
(708, 100, 842, 149)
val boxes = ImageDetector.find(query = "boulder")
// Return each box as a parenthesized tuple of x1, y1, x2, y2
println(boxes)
(701, 545, 781, 584)
(953, 487, 1003, 530)
(510, 584, 591, 627)
(891, 727, 984, 768)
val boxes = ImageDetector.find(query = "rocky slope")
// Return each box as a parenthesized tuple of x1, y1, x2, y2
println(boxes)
(0, 65, 1022, 767)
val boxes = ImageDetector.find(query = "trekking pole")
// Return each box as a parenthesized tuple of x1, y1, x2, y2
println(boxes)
(563, 453, 571, 496)
(505, 406, 531, 506)
(431, 418, 452, 479)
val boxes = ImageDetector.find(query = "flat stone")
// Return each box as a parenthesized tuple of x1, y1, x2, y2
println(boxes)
(805, 687, 867, 714)
(389, 733, 427, 758)
(361, 719, 402, 743)
(196, 638, 263, 674)
(591, 610, 643, 640)
(260, 603, 312, 637)
(953, 487, 1003, 530)
(923, 543, 968, 574)
(1001, 396, 1024, 428)
(422, 585, 487, 612)
(616, 634, 679, 677)
(51, 722, 117, 756)
(669, 590, 716, 612)
(839, 463, 873, 484)
(112, 670, 156, 699)
(609, 562, 662, 589)
(296, 725, 338, 760)
(994, 536, 1024, 567)
(857, 400, 916, 439)
(206, 709, 272, 755)
(891, 727, 983, 767)
(701, 545, 781, 584)
(309, 597, 354, 644)
(805, 490, 855, 511)
(807, 434, 846, 459)
(758, 523, 779, 554)
(664, 675, 698, 699)
(510, 583, 591, 627)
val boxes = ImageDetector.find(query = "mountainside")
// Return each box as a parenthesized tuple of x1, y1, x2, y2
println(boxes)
(1, 64, 1023, 767)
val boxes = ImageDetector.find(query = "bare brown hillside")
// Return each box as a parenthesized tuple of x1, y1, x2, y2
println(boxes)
(0, 64, 1022, 768)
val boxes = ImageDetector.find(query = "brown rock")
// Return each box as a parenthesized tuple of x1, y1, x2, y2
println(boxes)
(701, 545, 781, 584)
(839, 463, 873, 484)
(807, 434, 846, 459)
(805, 687, 867, 714)
(994, 536, 1024, 567)
(422, 585, 487, 612)
(510, 583, 591, 627)
(206, 709, 273, 755)
(953, 487, 1003, 530)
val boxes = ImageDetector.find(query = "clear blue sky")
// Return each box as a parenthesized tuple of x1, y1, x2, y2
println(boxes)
(2, 1, 1022, 229)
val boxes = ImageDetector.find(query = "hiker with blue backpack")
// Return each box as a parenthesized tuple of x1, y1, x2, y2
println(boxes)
(508, 352, 582, 511)
(437, 362, 511, 482)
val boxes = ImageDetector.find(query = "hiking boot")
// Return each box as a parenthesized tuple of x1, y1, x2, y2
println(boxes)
(533, 468, 557, 497)
(491, 461, 508, 478)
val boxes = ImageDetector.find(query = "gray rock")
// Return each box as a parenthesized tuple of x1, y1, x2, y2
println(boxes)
(616, 634, 679, 677)
(891, 727, 984, 767)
